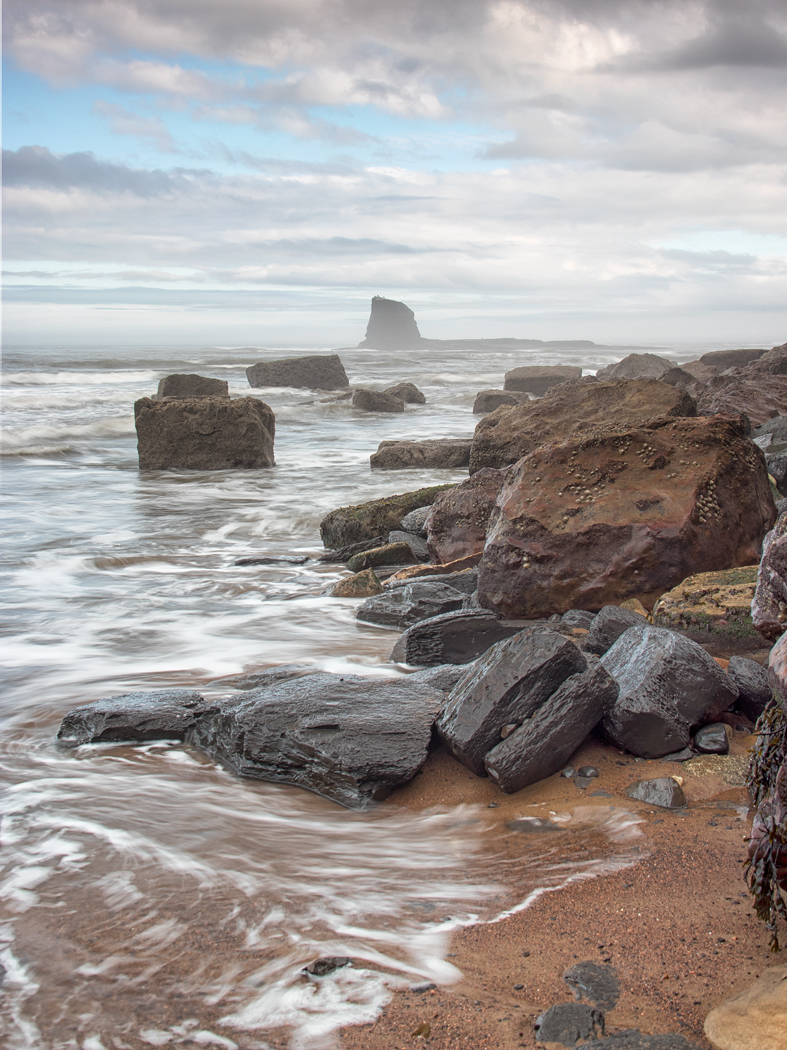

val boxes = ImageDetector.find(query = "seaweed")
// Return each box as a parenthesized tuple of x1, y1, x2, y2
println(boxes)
(745, 701, 787, 951)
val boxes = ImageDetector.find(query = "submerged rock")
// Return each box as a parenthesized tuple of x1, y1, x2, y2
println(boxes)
(57, 690, 211, 747)
(246, 354, 349, 390)
(352, 388, 404, 413)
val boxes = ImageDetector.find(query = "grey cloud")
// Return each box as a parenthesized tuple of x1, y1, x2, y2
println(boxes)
(1, 146, 178, 195)
(659, 19, 787, 69)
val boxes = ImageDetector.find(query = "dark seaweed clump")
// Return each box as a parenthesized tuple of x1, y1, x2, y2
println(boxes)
(745, 701, 787, 951)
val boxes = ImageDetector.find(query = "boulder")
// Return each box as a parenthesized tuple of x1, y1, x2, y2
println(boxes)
(387, 554, 481, 584)
(595, 353, 677, 381)
(694, 722, 730, 754)
(399, 506, 430, 535)
(352, 388, 404, 413)
(390, 610, 530, 667)
(586, 605, 653, 656)
(134, 396, 275, 470)
(700, 347, 767, 371)
(752, 414, 787, 449)
(694, 371, 787, 425)
(503, 365, 582, 396)
(356, 581, 465, 628)
(190, 673, 443, 808)
(562, 609, 596, 629)
(330, 569, 383, 598)
(485, 657, 618, 791)
(384, 381, 426, 404)
(704, 965, 787, 1050)
(319, 485, 453, 549)
(751, 511, 787, 639)
(765, 452, 787, 497)
(436, 627, 586, 774)
(246, 354, 349, 390)
(57, 690, 210, 747)
(370, 438, 471, 469)
(358, 295, 422, 350)
(319, 536, 386, 564)
(346, 542, 418, 572)
(425, 468, 505, 565)
(478, 414, 775, 619)
(746, 343, 787, 375)
(726, 656, 772, 722)
(767, 631, 787, 715)
(651, 566, 760, 639)
(155, 374, 229, 399)
(473, 389, 528, 414)
(657, 366, 700, 390)
(563, 961, 621, 1010)
(601, 625, 739, 758)
(534, 1003, 604, 1045)
(385, 567, 479, 596)
(624, 777, 686, 809)
(386, 530, 430, 561)
(402, 664, 469, 692)
(469, 377, 696, 474)
(212, 664, 316, 691)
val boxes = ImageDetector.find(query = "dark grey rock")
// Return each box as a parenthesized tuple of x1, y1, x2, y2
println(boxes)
(694, 722, 730, 754)
(390, 610, 528, 667)
(437, 627, 587, 775)
(562, 609, 596, 629)
(561, 767, 575, 778)
(578, 766, 599, 777)
(752, 413, 787, 445)
(384, 382, 426, 404)
(399, 506, 431, 535)
(574, 776, 593, 789)
(472, 389, 527, 414)
(766, 452, 787, 495)
(211, 663, 317, 691)
(302, 957, 351, 977)
(586, 605, 648, 656)
(318, 536, 386, 563)
(660, 747, 695, 762)
(156, 374, 229, 399)
(576, 1031, 701, 1049)
(534, 1002, 604, 1046)
(352, 388, 404, 413)
(403, 664, 470, 693)
(386, 568, 479, 596)
(485, 659, 617, 791)
(624, 777, 686, 809)
(387, 530, 430, 561)
(370, 438, 471, 469)
(57, 690, 211, 747)
(190, 672, 444, 808)
(563, 961, 620, 1010)
(727, 655, 772, 722)
(601, 625, 739, 758)
(246, 354, 349, 390)
(235, 554, 309, 566)
(356, 581, 465, 629)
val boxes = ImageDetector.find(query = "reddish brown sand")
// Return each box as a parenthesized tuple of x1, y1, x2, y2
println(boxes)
(341, 726, 781, 1050)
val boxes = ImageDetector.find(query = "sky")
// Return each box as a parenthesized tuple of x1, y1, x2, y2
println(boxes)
(3, 0, 787, 347)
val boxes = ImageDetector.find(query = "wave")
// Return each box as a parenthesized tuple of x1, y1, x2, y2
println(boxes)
(1, 416, 135, 456)
(3, 370, 159, 387)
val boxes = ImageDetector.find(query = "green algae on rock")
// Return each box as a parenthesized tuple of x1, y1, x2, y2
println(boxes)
(652, 566, 760, 638)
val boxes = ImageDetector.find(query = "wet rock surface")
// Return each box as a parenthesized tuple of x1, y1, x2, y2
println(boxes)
(57, 690, 211, 747)
(330, 568, 384, 597)
(383, 381, 426, 404)
(155, 373, 229, 399)
(726, 656, 772, 722)
(472, 389, 527, 414)
(586, 605, 650, 656)
(318, 535, 386, 563)
(352, 388, 404, 413)
(534, 1001, 604, 1045)
(752, 510, 787, 639)
(624, 776, 687, 809)
(370, 438, 471, 469)
(356, 580, 465, 628)
(401, 664, 469, 693)
(425, 467, 505, 564)
(390, 610, 529, 667)
(399, 506, 430, 535)
(246, 353, 349, 390)
(386, 529, 430, 560)
(694, 722, 730, 754)
(346, 541, 418, 572)
(211, 663, 317, 690)
(319, 485, 452, 549)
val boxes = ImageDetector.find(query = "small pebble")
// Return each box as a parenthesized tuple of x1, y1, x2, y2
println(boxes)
(513, 983, 524, 990)
(577, 766, 599, 778)
(560, 767, 575, 778)
(488, 802, 499, 808)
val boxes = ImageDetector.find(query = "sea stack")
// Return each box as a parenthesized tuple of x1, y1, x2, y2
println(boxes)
(359, 296, 422, 350)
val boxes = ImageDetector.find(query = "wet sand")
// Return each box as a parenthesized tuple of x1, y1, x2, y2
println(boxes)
(342, 727, 777, 1049)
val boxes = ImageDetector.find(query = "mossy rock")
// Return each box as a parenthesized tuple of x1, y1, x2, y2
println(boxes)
(330, 569, 383, 598)
(319, 484, 455, 549)
(652, 566, 760, 638)
(346, 542, 418, 572)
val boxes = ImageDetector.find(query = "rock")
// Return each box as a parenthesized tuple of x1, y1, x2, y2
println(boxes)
(425, 468, 505, 564)
(727, 656, 772, 722)
(601, 626, 739, 758)
(595, 352, 677, 380)
(399, 506, 431, 535)
(620, 597, 649, 616)
(700, 347, 768, 371)
(478, 414, 775, 618)
(356, 581, 465, 628)
(155, 373, 229, 399)
(651, 566, 760, 639)
(485, 657, 618, 790)
(384, 381, 426, 404)
(347, 542, 418, 572)
(370, 438, 471, 469)
(766, 452, 787, 496)
(235, 555, 309, 566)
(661, 747, 695, 762)
(694, 722, 730, 754)
(331, 569, 383, 598)
(535, 1002, 604, 1045)
(246, 354, 349, 390)
(390, 610, 529, 667)
(212, 664, 317, 690)
(319, 536, 386, 564)
(319, 485, 453, 549)
(403, 664, 469, 692)
(681, 359, 718, 383)
(358, 295, 422, 350)
(563, 960, 621, 1010)
(694, 370, 787, 426)
(386, 554, 481, 584)
(387, 530, 430, 561)
(704, 965, 787, 1050)
(386, 568, 479, 596)
(586, 605, 652, 656)
(746, 343, 787, 375)
(752, 511, 787, 639)
(436, 627, 587, 775)
(657, 366, 700, 390)
(469, 377, 696, 474)
(134, 396, 275, 470)
(562, 609, 596, 629)
(624, 777, 686, 808)
(578, 765, 599, 777)
(577, 1033, 701, 1049)
(473, 389, 528, 414)
(303, 957, 351, 977)
(190, 673, 444, 808)
(768, 631, 787, 716)
(352, 388, 404, 413)
(503, 365, 582, 396)
(57, 690, 210, 747)
(752, 414, 787, 448)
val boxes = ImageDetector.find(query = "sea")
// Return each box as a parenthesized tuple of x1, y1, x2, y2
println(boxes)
(0, 338, 754, 1049)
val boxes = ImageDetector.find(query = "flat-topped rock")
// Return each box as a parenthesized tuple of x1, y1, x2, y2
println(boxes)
(503, 365, 582, 396)
(473, 389, 528, 414)
(155, 374, 229, 399)
(391, 610, 530, 666)
(370, 438, 471, 470)
(356, 580, 465, 628)
(246, 354, 349, 390)
(57, 689, 211, 747)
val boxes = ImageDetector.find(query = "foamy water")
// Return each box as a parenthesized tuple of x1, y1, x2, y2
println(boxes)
(0, 338, 739, 1047)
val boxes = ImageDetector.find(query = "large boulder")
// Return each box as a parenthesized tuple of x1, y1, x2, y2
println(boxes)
(358, 295, 422, 350)
(726, 656, 772, 722)
(436, 627, 587, 775)
(319, 484, 453, 549)
(767, 630, 787, 715)
(57, 690, 211, 747)
(425, 468, 506, 564)
(134, 396, 275, 470)
(387, 529, 430, 561)
(155, 374, 229, 399)
(704, 966, 787, 1050)
(478, 414, 775, 618)
(384, 382, 426, 404)
(469, 377, 696, 474)
(699, 347, 767, 371)
(246, 354, 349, 390)
(586, 604, 651, 656)
(485, 657, 618, 792)
(390, 610, 529, 666)
(600, 625, 739, 758)
(651, 566, 759, 639)
(190, 673, 443, 808)
(473, 389, 528, 414)
(356, 580, 465, 628)
(693, 371, 787, 425)
(370, 438, 471, 470)
(595, 353, 676, 381)
(352, 388, 404, 413)
(751, 511, 787, 639)
(503, 365, 582, 396)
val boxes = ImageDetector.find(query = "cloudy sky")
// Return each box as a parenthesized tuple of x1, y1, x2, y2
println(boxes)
(4, 0, 787, 346)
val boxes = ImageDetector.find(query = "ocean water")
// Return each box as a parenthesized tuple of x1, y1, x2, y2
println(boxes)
(0, 339, 737, 1048)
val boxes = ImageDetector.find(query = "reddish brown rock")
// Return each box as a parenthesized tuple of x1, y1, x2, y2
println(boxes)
(750, 512, 787, 640)
(425, 468, 506, 564)
(595, 352, 676, 380)
(694, 371, 787, 425)
(469, 378, 696, 474)
(477, 414, 775, 618)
